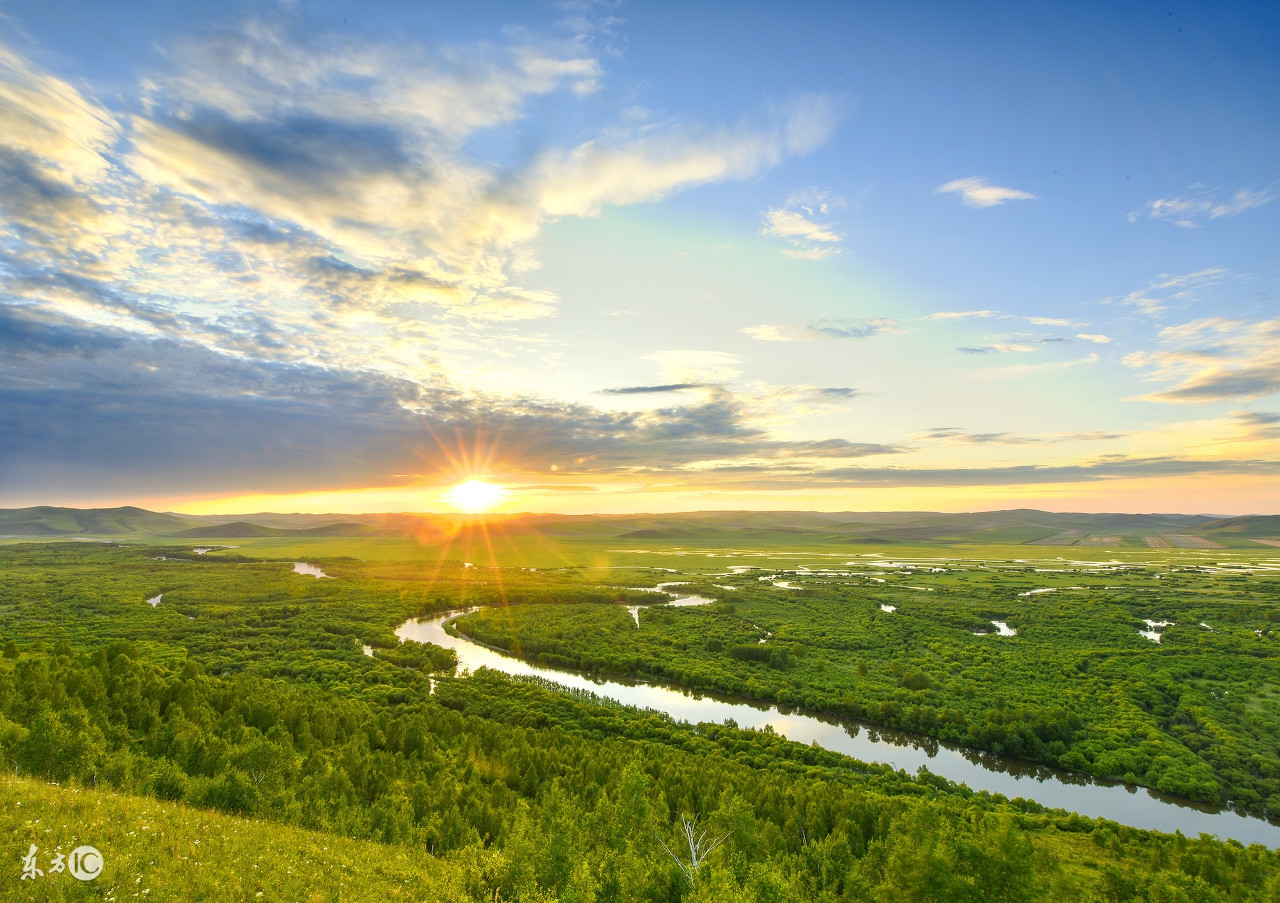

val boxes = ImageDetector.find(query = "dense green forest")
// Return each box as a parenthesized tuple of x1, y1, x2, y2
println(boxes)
(0, 542, 1276, 900)
(454, 560, 1280, 819)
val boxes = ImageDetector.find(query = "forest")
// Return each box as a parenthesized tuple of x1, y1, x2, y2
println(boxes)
(0, 540, 1276, 901)
(453, 559, 1280, 818)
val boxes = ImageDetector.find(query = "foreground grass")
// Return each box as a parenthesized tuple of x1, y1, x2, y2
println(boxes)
(1, 772, 1276, 903)
(0, 775, 466, 902)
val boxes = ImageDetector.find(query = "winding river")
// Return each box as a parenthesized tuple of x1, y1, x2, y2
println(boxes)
(396, 602, 1280, 847)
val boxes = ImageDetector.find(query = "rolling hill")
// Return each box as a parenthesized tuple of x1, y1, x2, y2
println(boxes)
(0, 505, 1273, 547)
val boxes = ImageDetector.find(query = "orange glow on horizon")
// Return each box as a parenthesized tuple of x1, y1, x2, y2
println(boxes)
(144, 469, 1279, 518)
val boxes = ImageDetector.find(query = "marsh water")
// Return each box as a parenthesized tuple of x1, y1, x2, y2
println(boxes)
(292, 562, 329, 578)
(396, 605, 1280, 846)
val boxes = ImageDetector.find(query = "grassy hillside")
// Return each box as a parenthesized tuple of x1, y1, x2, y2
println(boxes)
(0, 506, 197, 537)
(4, 770, 1275, 903)
(0, 774, 464, 901)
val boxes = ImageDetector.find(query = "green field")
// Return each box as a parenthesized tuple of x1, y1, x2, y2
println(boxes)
(0, 507, 1277, 899)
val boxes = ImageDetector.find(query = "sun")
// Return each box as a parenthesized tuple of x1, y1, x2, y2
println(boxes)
(445, 479, 508, 514)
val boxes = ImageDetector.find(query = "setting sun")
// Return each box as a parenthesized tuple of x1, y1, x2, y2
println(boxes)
(444, 479, 508, 513)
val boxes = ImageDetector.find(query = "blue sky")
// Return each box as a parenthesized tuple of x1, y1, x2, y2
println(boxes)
(0, 1, 1276, 514)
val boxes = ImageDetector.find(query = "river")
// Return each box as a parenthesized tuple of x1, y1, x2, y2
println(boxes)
(396, 604, 1280, 847)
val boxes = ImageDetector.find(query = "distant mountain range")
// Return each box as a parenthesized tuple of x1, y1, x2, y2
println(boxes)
(0, 505, 1276, 547)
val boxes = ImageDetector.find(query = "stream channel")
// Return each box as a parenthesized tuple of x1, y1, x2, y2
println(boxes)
(395, 597, 1280, 847)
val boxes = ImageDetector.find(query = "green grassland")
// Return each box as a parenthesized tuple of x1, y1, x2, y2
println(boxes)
(0, 519, 1277, 900)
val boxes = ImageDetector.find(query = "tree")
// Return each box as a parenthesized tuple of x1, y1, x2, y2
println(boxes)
(656, 813, 731, 889)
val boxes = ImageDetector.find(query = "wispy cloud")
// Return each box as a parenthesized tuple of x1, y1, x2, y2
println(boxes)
(809, 318, 901, 338)
(1130, 182, 1279, 228)
(968, 353, 1099, 379)
(1116, 268, 1227, 317)
(1077, 333, 1111, 344)
(0, 44, 119, 186)
(1025, 316, 1079, 327)
(803, 456, 1274, 488)
(680, 454, 1275, 491)
(0, 25, 841, 394)
(536, 96, 836, 217)
(1124, 318, 1280, 404)
(0, 24, 887, 500)
(742, 318, 900, 341)
(935, 177, 1036, 208)
(0, 304, 903, 496)
(1232, 410, 1280, 440)
(917, 427, 1126, 445)
(926, 312, 1086, 329)
(956, 343, 1037, 354)
(52, 27, 826, 298)
(760, 187, 845, 259)
(925, 310, 1000, 321)
(599, 383, 706, 395)
(3, 301, 1269, 500)
(761, 208, 842, 243)
(955, 333, 1076, 354)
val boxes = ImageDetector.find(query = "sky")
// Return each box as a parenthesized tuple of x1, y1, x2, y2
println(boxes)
(0, 0, 1276, 516)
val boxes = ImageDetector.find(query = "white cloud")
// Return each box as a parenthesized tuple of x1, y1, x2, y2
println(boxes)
(1124, 318, 1280, 404)
(0, 43, 120, 186)
(956, 343, 1037, 354)
(925, 310, 1000, 321)
(535, 100, 834, 218)
(1118, 268, 1227, 317)
(1077, 333, 1111, 344)
(126, 23, 840, 304)
(916, 427, 1126, 446)
(784, 186, 846, 215)
(759, 184, 845, 260)
(741, 324, 799, 342)
(1131, 182, 1278, 228)
(935, 177, 1036, 208)
(1025, 316, 1076, 326)
(761, 208, 842, 243)
(0, 22, 845, 410)
(742, 318, 901, 342)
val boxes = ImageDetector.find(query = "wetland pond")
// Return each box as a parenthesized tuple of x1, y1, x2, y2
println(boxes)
(292, 562, 329, 578)
(397, 604, 1280, 847)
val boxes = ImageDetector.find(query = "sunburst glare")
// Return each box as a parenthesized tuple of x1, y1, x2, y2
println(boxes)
(445, 479, 508, 513)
